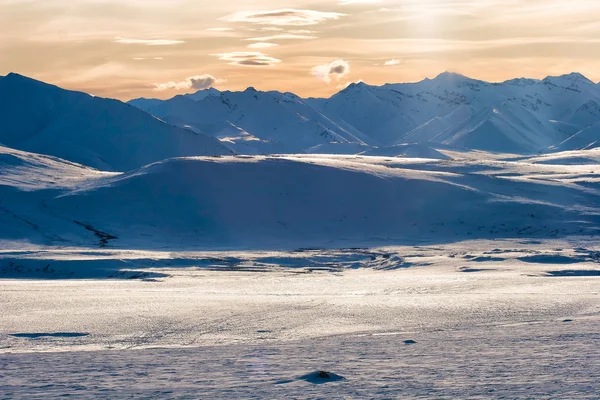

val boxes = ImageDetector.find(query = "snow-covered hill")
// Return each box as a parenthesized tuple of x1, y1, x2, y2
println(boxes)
(2, 149, 599, 249)
(359, 144, 450, 159)
(519, 147, 600, 165)
(130, 72, 600, 155)
(0, 73, 233, 171)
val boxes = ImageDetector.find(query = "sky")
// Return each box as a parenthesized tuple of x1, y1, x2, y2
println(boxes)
(2, 0, 600, 100)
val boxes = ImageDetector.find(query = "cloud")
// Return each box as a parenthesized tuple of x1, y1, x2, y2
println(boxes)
(384, 59, 401, 66)
(288, 29, 316, 34)
(206, 27, 233, 32)
(215, 51, 281, 67)
(114, 37, 184, 46)
(260, 27, 284, 32)
(245, 34, 317, 41)
(247, 42, 280, 49)
(339, 0, 381, 3)
(133, 57, 164, 61)
(311, 60, 350, 83)
(154, 74, 223, 91)
(222, 9, 345, 26)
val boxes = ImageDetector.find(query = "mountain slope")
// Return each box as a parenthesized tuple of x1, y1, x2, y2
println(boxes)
(400, 105, 475, 144)
(562, 99, 600, 129)
(0, 73, 232, 171)
(555, 122, 600, 151)
(427, 102, 570, 154)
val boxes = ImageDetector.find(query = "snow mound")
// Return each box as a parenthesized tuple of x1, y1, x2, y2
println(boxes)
(521, 148, 600, 165)
(307, 142, 371, 155)
(359, 144, 450, 159)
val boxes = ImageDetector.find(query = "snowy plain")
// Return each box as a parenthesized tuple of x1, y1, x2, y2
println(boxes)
(1, 240, 600, 398)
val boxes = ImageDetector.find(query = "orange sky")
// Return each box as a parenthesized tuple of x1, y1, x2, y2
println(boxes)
(2, 0, 600, 100)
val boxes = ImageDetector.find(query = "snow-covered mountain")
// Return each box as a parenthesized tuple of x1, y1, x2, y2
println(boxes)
(132, 87, 369, 154)
(130, 72, 600, 155)
(309, 72, 600, 153)
(0, 73, 232, 171)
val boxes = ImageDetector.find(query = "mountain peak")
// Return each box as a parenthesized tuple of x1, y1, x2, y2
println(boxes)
(4, 72, 44, 85)
(342, 81, 369, 91)
(432, 71, 470, 81)
(190, 87, 219, 96)
(183, 87, 221, 102)
(5, 72, 26, 79)
(1, 72, 90, 99)
(503, 77, 540, 87)
(543, 72, 594, 86)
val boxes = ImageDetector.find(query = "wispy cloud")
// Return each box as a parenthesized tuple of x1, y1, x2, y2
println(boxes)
(206, 27, 233, 32)
(247, 42, 280, 49)
(222, 9, 345, 26)
(154, 74, 223, 91)
(245, 34, 317, 41)
(133, 57, 164, 61)
(384, 59, 401, 66)
(288, 29, 316, 34)
(114, 37, 184, 46)
(215, 51, 281, 67)
(259, 27, 284, 32)
(339, 0, 381, 4)
(312, 60, 350, 83)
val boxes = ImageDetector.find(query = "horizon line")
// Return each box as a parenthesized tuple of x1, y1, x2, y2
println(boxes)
(2, 70, 598, 103)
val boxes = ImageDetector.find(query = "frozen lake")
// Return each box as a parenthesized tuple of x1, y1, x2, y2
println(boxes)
(1, 240, 599, 398)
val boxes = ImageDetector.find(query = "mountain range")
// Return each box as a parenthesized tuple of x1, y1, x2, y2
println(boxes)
(131, 71, 600, 156)
(1, 71, 598, 169)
